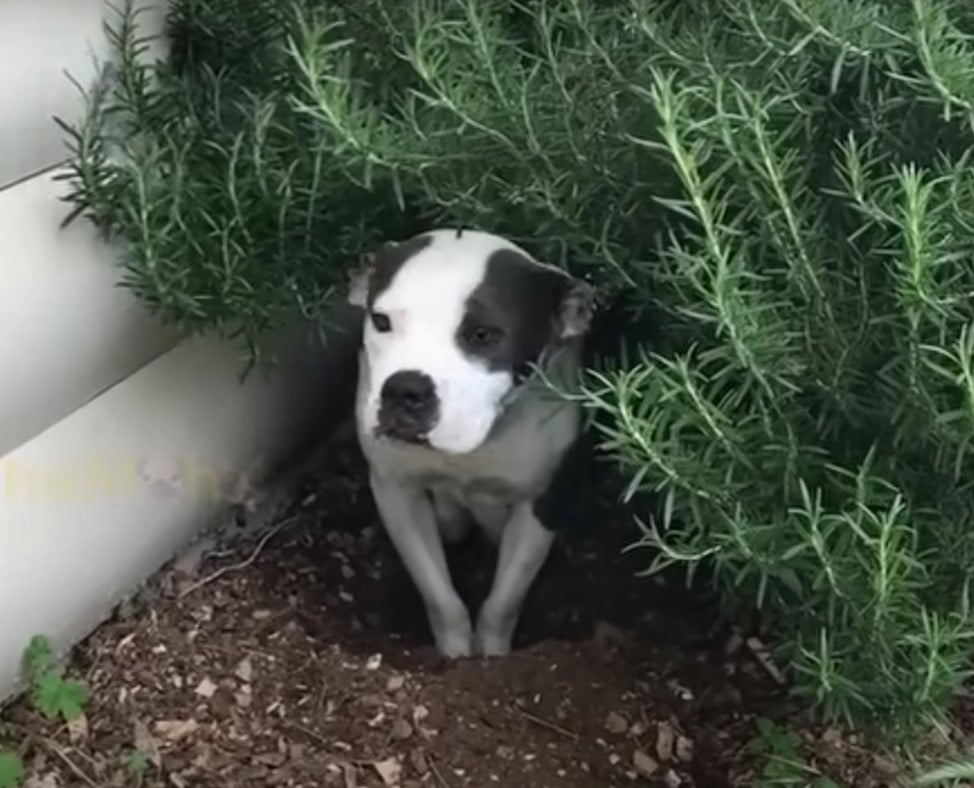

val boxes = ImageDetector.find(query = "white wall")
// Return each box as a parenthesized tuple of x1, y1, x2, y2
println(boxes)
(0, 0, 353, 699)
(0, 172, 181, 456)
(0, 0, 168, 188)
(0, 0, 176, 455)
(0, 330, 341, 699)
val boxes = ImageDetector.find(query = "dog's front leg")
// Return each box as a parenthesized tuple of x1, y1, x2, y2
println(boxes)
(370, 473, 474, 658)
(475, 503, 555, 656)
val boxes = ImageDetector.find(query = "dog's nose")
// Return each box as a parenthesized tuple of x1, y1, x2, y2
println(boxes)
(381, 370, 436, 414)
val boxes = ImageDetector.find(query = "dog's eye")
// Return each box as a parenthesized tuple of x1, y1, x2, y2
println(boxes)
(463, 323, 502, 347)
(371, 312, 392, 333)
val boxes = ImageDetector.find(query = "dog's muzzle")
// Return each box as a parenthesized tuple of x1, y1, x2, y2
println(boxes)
(376, 369, 439, 444)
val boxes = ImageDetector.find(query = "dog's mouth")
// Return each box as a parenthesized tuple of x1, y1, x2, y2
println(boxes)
(374, 423, 431, 447)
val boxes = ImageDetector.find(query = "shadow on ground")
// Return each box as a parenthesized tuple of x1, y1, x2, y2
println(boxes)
(0, 433, 882, 788)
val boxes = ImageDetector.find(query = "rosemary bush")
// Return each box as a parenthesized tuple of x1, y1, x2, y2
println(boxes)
(62, 0, 974, 741)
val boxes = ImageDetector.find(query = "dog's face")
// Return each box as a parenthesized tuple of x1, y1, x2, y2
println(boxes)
(349, 229, 594, 455)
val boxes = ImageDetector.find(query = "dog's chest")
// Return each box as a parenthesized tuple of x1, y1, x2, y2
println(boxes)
(375, 419, 552, 496)
(362, 394, 579, 504)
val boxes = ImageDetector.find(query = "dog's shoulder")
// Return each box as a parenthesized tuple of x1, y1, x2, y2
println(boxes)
(465, 382, 583, 495)
(485, 391, 597, 534)
(530, 425, 596, 533)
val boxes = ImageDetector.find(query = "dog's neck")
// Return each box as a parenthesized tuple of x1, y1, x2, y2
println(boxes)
(489, 339, 583, 438)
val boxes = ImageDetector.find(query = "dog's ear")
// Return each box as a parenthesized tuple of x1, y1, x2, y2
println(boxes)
(347, 252, 375, 308)
(557, 277, 596, 339)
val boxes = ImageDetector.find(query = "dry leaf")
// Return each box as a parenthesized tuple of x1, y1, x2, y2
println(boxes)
(633, 749, 659, 778)
(195, 678, 218, 698)
(254, 751, 287, 767)
(66, 712, 88, 744)
(133, 718, 162, 768)
(154, 719, 199, 742)
(235, 658, 254, 683)
(656, 721, 675, 761)
(373, 757, 402, 786)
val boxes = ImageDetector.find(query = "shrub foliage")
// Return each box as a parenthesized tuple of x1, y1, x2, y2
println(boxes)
(61, 0, 974, 740)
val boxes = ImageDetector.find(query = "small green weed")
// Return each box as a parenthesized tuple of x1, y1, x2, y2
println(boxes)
(0, 751, 23, 788)
(747, 719, 843, 788)
(123, 748, 151, 785)
(23, 636, 88, 723)
(0, 637, 92, 787)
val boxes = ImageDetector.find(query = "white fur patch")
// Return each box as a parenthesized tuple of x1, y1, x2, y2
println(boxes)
(356, 343, 585, 657)
(352, 228, 593, 657)
(358, 230, 527, 455)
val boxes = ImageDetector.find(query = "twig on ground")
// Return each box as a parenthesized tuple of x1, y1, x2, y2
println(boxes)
(55, 737, 101, 773)
(42, 738, 98, 787)
(283, 721, 386, 766)
(517, 707, 580, 741)
(178, 516, 299, 598)
(428, 754, 453, 788)
(8, 724, 36, 764)
(745, 637, 787, 686)
(284, 720, 331, 749)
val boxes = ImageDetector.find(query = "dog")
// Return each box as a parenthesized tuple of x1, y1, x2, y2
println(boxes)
(348, 228, 595, 658)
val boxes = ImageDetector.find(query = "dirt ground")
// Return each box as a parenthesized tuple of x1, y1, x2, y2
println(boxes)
(0, 432, 905, 787)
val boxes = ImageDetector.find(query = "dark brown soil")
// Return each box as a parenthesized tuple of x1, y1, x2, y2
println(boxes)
(0, 433, 899, 787)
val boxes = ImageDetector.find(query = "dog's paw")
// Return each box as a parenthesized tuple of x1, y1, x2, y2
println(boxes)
(474, 631, 512, 658)
(430, 610, 475, 659)
(474, 613, 515, 657)
(434, 629, 475, 659)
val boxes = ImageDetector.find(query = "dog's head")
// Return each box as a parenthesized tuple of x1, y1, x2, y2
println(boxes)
(349, 229, 594, 454)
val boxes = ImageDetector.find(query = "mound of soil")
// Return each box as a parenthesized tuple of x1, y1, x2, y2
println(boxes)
(0, 435, 892, 787)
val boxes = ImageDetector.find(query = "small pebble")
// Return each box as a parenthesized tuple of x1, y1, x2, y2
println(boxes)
(235, 658, 253, 683)
(366, 653, 383, 671)
(391, 719, 413, 740)
(656, 721, 675, 761)
(195, 678, 218, 699)
(606, 711, 629, 735)
(409, 748, 429, 775)
(633, 750, 659, 778)
(676, 736, 694, 762)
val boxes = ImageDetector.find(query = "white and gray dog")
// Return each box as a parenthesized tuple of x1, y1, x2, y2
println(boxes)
(348, 228, 595, 658)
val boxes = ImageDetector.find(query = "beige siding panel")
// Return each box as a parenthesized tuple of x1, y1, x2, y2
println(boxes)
(0, 329, 340, 699)
(0, 0, 168, 189)
(0, 168, 180, 457)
